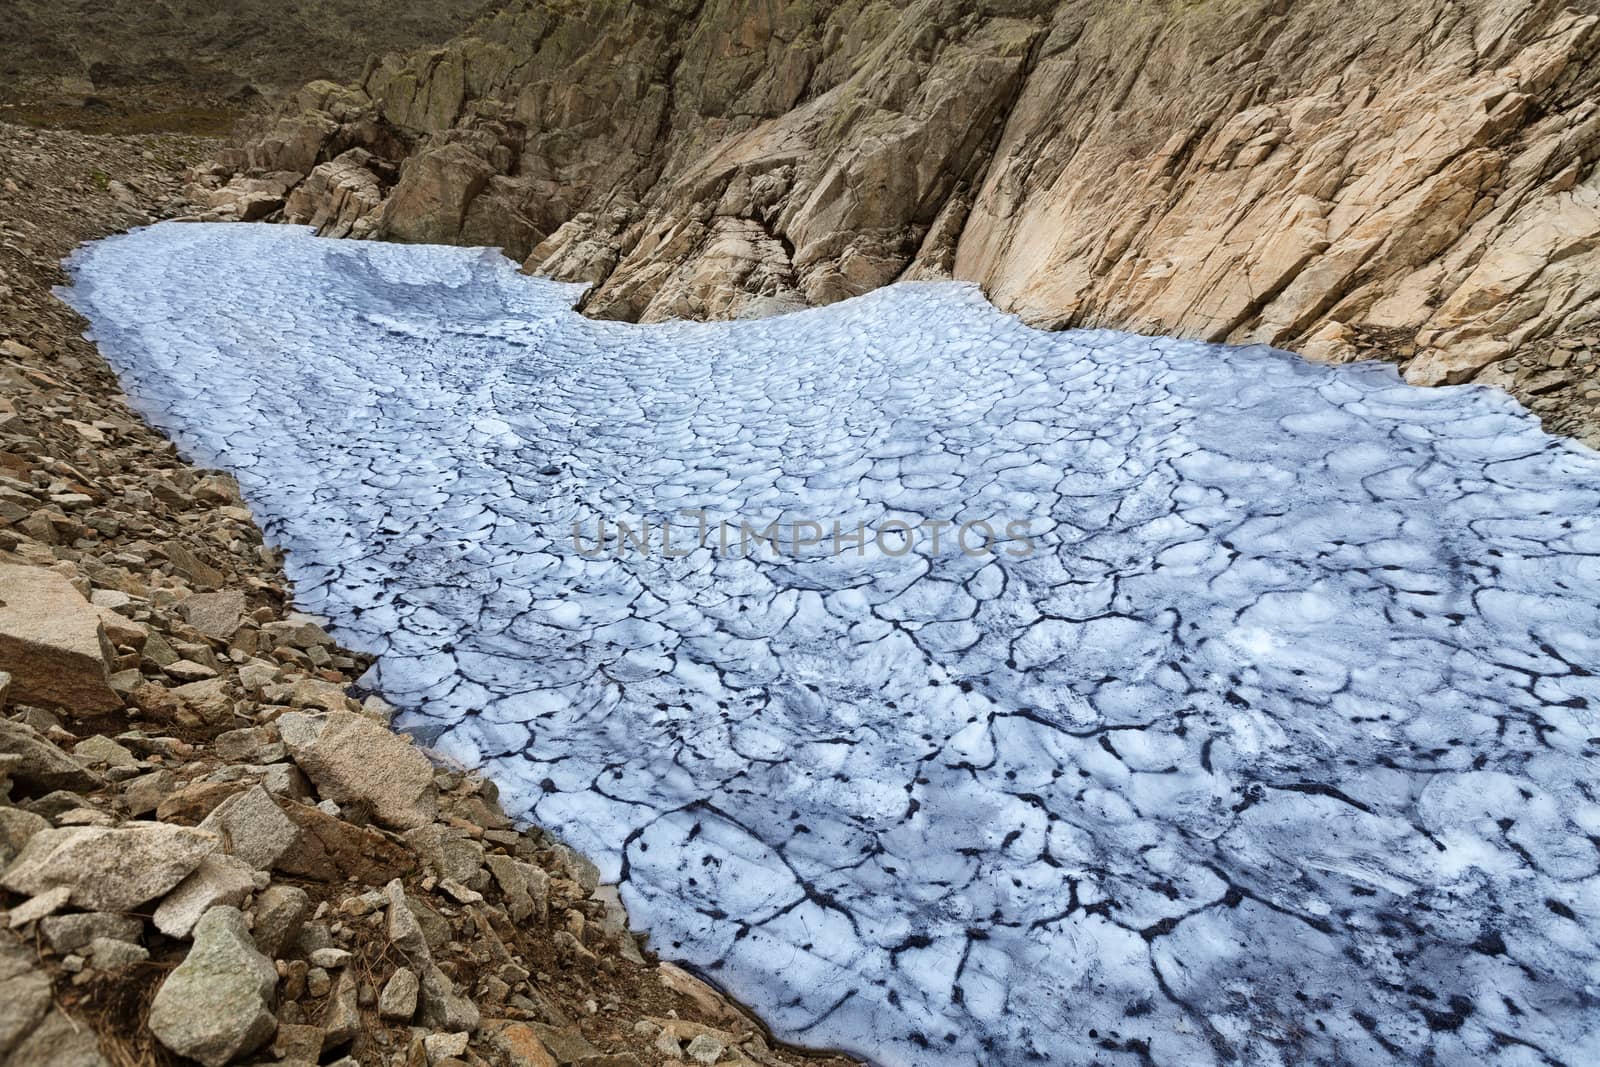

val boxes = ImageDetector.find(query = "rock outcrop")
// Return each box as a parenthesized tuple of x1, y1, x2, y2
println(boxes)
(205, 0, 1600, 446)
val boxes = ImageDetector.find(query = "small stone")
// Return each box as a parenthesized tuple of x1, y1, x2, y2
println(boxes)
(272, 1022, 326, 1062)
(166, 658, 219, 682)
(88, 935, 151, 968)
(181, 589, 246, 640)
(419, 962, 481, 1033)
(212, 725, 280, 762)
(40, 910, 143, 954)
(251, 883, 309, 957)
(169, 677, 234, 723)
(261, 618, 334, 650)
(439, 877, 483, 904)
(405, 824, 486, 883)
(162, 542, 225, 591)
(523, 1023, 599, 1064)
(553, 930, 595, 967)
(383, 879, 431, 956)
(685, 1032, 727, 1064)
(481, 1021, 561, 1067)
(337, 889, 386, 917)
(309, 946, 352, 968)
(122, 768, 175, 816)
(306, 966, 332, 998)
(71, 734, 140, 769)
(156, 779, 245, 823)
(321, 966, 361, 1048)
(424, 1032, 470, 1063)
(6, 885, 71, 927)
(89, 588, 133, 611)
(281, 958, 309, 1000)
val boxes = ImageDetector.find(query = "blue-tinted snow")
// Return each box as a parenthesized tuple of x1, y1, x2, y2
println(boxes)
(66, 223, 1600, 1066)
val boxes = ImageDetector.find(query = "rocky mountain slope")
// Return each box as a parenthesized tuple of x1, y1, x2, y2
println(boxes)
(200, 0, 1600, 446)
(0, 120, 858, 1067)
(0, 0, 510, 120)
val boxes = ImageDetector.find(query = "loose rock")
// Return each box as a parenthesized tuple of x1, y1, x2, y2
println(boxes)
(279, 710, 437, 829)
(2, 822, 217, 910)
(147, 906, 278, 1067)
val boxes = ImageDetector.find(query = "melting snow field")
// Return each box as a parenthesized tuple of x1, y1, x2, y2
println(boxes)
(67, 223, 1600, 1066)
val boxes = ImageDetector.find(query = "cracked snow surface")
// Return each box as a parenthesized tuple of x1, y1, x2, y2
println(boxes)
(67, 224, 1600, 1066)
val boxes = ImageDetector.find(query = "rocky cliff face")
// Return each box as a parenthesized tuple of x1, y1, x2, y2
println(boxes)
(203, 0, 1600, 441)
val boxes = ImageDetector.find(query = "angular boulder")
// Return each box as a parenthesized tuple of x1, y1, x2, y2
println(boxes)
(148, 906, 278, 1067)
(0, 934, 53, 1059)
(197, 784, 300, 869)
(153, 853, 257, 939)
(279, 711, 437, 830)
(0, 562, 120, 711)
(250, 883, 309, 957)
(1, 822, 217, 910)
(180, 589, 246, 641)
(0, 719, 103, 795)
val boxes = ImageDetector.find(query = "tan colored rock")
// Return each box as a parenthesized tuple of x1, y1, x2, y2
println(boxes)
(2, 822, 218, 911)
(482, 1021, 558, 1067)
(272, 1023, 326, 1063)
(0, 719, 104, 794)
(163, 541, 225, 590)
(121, 768, 174, 817)
(198, 784, 301, 869)
(286, 149, 388, 239)
(156, 779, 247, 824)
(658, 961, 757, 1032)
(380, 142, 496, 247)
(153, 853, 257, 938)
(228, 0, 1600, 446)
(279, 710, 438, 829)
(181, 589, 246, 640)
(0, 562, 120, 711)
(94, 605, 148, 649)
(274, 801, 416, 882)
(170, 676, 236, 724)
